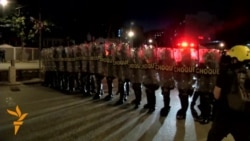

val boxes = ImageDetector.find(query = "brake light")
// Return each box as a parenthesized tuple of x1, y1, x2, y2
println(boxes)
(181, 42, 188, 47)
(177, 41, 195, 48)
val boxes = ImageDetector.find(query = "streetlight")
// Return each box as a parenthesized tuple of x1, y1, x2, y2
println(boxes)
(0, 0, 7, 17)
(148, 39, 153, 44)
(128, 30, 134, 47)
(128, 30, 134, 38)
(0, 0, 8, 7)
(219, 42, 225, 48)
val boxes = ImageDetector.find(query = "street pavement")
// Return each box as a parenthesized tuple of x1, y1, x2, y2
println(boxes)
(0, 81, 233, 141)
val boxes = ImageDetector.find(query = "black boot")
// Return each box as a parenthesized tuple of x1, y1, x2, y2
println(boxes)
(145, 85, 157, 113)
(125, 79, 130, 96)
(116, 79, 125, 105)
(104, 76, 114, 101)
(68, 72, 75, 94)
(93, 74, 104, 100)
(191, 91, 200, 121)
(198, 92, 211, 124)
(43, 71, 49, 87)
(79, 72, 87, 94)
(176, 91, 189, 120)
(160, 87, 171, 117)
(144, 88, 151, 109)
(84, 73, 92, 96)
(90, 75, 96, 94)
(132, 83, 142, 109)
(148, 90, 156, 113)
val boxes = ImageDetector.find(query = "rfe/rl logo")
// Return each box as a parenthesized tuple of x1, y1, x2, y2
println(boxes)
(7, 105, 28, 135)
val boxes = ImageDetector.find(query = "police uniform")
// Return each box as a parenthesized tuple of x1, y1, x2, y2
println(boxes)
(93, 42, 106, 99)
(88, 42, 97, 95)
(129, 47, 143, 109)
(174, 48, 197, 119)
(57, 46, 63, 91)
(79, 43, 89, 95)
(193, 49, 220, 124)
(156, 47, 175, 116)
(113, 43, 130, 105)
(142, 46, 160, 113)
(61, 47, 68, 92)
(66, 46, 75, 93)
(41, 48, 49, 86)
(104, 42, 116, 101)
(49, 48, 56, 88)
(74, 45, 83, 92)
(53, 47, 60, 90)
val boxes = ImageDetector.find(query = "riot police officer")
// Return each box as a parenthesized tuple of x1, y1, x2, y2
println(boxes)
(113, 43, 130, 105)
(93, 41, 106, 99)
(193, 49, 220, 124)
(142, 45, 160, 112)
(61, 47, 69, 93)
(53, 47, 61, 90)
(79, 43, 90, 96)
(156, 47, 176, 116)
(129, 47, 143, 109)
(41, 48, 49, 86)
(104, 42, 116, 101)
(65, 46, 75, 94)
(174, 47, 197, 119)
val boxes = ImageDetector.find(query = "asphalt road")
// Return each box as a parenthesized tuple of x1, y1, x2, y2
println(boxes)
(0, 82, 235, 141)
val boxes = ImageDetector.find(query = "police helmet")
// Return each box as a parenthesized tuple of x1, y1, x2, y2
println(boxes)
(227, 45, 250, 62)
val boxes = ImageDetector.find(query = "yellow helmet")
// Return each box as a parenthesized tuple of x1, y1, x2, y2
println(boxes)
(227, 45, 250, 62)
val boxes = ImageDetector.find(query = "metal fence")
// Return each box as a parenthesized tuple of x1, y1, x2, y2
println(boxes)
(0, 44, 39, 62)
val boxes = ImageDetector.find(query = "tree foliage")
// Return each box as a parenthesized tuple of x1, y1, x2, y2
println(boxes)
(0, 12, 54, 46)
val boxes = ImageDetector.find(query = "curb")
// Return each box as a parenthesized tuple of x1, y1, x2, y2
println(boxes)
(0, 79, 43, 86)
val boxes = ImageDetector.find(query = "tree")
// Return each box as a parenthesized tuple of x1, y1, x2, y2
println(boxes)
(0, 12, 54, 60)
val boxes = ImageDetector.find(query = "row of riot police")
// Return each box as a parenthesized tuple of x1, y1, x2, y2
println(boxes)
(41, 40, 222, 123)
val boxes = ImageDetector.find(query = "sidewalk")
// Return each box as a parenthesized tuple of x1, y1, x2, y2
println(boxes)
(0, 78, 43, 86)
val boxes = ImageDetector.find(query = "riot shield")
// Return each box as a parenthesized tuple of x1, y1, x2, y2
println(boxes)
(141, 45, 160, 88)
(66, 47, 73, 73)
(113, 43, 129, 81)
(58, 46, 64, 72)
(89, 42, 99, 74)
(106, 43, 115, 77)
(122, 43, 131, 81)
(96, 42, 105, 76)
(40, 49, 46, 73)
(100, 42, 110, 77)
(156, 47, 175, 89)
(48, 48, 55, 87)
(74, 45, 82, 73)
(79, 43, 89, 73)
(173, 47, 198, 91)
(48, 47, 56, 73)
(41, 48, 47, 84)
(53, 47, 60, 71)
(128, 47, 143, 84)
(196, 48, 220, 93)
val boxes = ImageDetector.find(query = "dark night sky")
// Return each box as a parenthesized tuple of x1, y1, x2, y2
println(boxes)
(14, 0, 250, 42)
(17, 0, 245, 24)
(16, 0, 249, 26)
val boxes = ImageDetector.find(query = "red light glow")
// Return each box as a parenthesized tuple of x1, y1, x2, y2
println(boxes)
(198, 36, 204, 40)
(181, 42, 188, 47)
